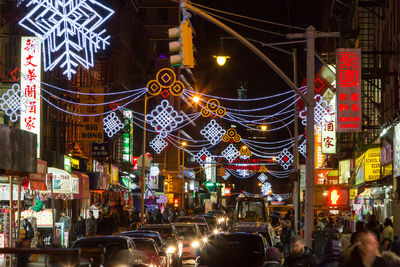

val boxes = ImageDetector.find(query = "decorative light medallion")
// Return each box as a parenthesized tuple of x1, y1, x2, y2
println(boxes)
(200, 119, 226, 145)
(261, 182, 272, 196)
(299, 139, 306, 157)
(150, 135, 168, 154)
(239, 146, 252, 157)
(258, 173, 268, 183)
(0, 83, 28, 122)
(18, 0, 114, 79)
(146, 100, 183, 138)
(222, 128, 241, 143)
(221, 144, 239, 163)
(221, 172, 230, 180)
(103, 112, 124, 138)
(194, 147, 211, 167)
(258, 165, 268, 173)
(299, 94, 334, 130)
(201, 99, 226, 118)
(147, 68, 185, 97)
(277, 148, 294, 170)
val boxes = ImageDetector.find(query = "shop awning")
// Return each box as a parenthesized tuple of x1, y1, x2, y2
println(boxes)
(73, 172, 90, 199)
(47, 167, 79, 194)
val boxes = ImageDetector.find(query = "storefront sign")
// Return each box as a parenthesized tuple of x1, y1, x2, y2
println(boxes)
(315, 169, 333, 185)
(92, 143, 109, 157)
(48, 167, 73, 193)
(71, 158, 79, 170)
(123, 133, 131, 162)
(71, 177, 79, 194)
(336, 48, 362, 132)
(121, 177, 130, 189)
(393, 124, 400, 177)
(364, 147, 380, 182)
(79, 87, 104, 142)
(349, 188, 357, 200)
(20, 209, 53, 227)
(64, 156, 71, 172)
(111, 164, 118, 185)
(156, 195, 167, 204)
(315, 131, 325, 168)
(0, 184, 24, 200)
(339, 159, 350, 184)
(0, 233, 4, 259)
(355, 154, 365, 185)
(322, 96, 336, 154)
(20, 37, 42, 158)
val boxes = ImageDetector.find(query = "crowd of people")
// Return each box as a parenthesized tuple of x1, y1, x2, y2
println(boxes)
(268, 213, 400, 267)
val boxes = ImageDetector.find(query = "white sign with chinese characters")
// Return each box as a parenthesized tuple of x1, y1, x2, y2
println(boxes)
(322, 96, 337, 154)
(20, 36, 41, 158)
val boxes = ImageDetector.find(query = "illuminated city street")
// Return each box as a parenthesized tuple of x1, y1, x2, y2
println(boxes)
(0, 0, 399, 266)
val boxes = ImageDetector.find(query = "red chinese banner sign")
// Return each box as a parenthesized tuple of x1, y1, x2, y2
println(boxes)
(336, 48, 362, 132)
(20, 36, 41, 157)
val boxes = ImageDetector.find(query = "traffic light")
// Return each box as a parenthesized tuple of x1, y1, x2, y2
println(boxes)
(168, 20, 194, 68)
(174, 198, 179, 208)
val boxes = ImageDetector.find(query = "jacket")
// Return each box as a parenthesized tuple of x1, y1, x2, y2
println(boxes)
(381, 225, 394, 242)
(87, 216, 96, 234)
(263, 261, 281, 267)
(284, 247, 318, 267)
(316, 239, 342, 267)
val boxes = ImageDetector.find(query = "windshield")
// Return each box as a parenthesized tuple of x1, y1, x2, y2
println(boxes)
(198, 225, 209, 236)
(206, 235, 263, 254)
(134, 240, 157, 254)
(174, 225, 197, 238)
(236, 200, 265, 222)
(141, 227, 175, 240)
(74, 240, 127, 258)
(202, 217, 217, 228)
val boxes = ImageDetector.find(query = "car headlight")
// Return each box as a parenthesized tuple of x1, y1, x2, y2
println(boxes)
(166, 246, 177, 254)
(202, 237, 208, 243)
(191, 240, 200, 248)
(213, 229, 219, 234)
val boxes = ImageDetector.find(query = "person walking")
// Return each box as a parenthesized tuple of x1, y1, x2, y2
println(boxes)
(60, 211, 71, 247)
(162, 208, 170, 223)
(366, 215, 381, 241)
(351, 221, 365, 245)
(280, 220, 293, 258)
(87, 210, 96, 236)
(283, 235, 318, 267)
(74, 216, 86, 240)
(316, 239, 342, 267)
(380, 218, 394, 243)
(263, 247, 282, 267)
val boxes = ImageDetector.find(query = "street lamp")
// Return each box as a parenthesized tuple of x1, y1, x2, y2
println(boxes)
(214, 55, 230, 66)
(260, 125, 267, 131)
(192, 96, 200, 103)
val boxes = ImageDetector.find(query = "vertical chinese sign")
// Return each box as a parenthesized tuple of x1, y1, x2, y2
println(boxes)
(20, 37, 41, 158)
(123, 110, 133, 162)
(336, 48, 362, 132)
(79, 87, 104, 142)
(322, 96, 337, 154)
(315, 131, 325, 168)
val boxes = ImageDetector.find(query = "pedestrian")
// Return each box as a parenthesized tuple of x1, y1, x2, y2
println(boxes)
(281, 220, 293, 258)
(74, 216, 86, 239)
(351, 221, 365, 245)
(343, 231, 387, 267)
(162, 207, 170, 223)
(16, 219, 34, 267)
(154, 209, 163, 224)
(146, 210, 155, 224)
(366, 214, 381, 241)
(60, 211, 71, 247)
(87, 210, 96, 236)
(263, 247, 282, 267)
(381, 218, 394, 243)
(283, 235, 318, 267)
(316, 239, 342, 267)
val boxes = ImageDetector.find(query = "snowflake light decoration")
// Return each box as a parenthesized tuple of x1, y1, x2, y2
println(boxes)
(299, 139, 306, 157)
(146, 100, 183, 138)
(18, 0, 114, 79)
(200, 119, 226, 145)
(0, 84, 27, 122)
(277, 148, 294, 170)
(238, 168, 250, 178)
(150, 135, 168, 154)
(221, 144, 239, 163)
(261, 182, 272, 196)
(103, 112, 124, 138)
(194, 147, 211, 167)
(258, 173, 268, 183)
(299, 94, 334, 130)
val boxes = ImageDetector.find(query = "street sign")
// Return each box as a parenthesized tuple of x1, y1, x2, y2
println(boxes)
(92, 143, 109, 156)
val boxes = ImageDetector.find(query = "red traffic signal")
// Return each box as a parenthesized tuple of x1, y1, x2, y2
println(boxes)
(174, 198, 179, 207)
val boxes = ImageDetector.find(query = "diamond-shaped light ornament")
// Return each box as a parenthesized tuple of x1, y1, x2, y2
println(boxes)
(18, 0, 115, 79)
(200, 119, 226, 145)
(150, 135, 168, 154)
(221, 172, 230, 180)
(103, 112, 124, 138)
(261, 182, 272, 196)
(299, 139, 306, 157)
(221, 144, 239, 163)
(276, 195, 283, 202)
(277, 148, 294, 170)
(146, 100, 183, 138)
(258, 173, 268, 183)
(0, 83, 28, 122)
(194, 147, 211, 167)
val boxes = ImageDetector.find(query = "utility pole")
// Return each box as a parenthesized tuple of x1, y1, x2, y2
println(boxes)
(140, 95, 148, 224)
(287, 26, 339, 247)
(292, 48, 299, 234)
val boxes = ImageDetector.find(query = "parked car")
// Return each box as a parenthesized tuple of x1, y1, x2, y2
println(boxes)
(195, 214, 219, 232)
(72, 235, 143, 266)
(139, 224, 182, 267)
(131, 237, 168, 267)
(120, 230, 165, 250)
(172, 223, 206, 260)
(195, 232, 269, 267)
